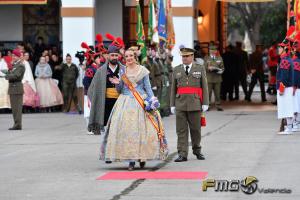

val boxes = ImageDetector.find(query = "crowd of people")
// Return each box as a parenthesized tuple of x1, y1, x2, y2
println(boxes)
(3, 32, 285, 169)
(215, 41, 276, 106)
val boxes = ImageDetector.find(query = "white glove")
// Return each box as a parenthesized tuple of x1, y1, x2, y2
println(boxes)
(152, 86, 157, 91)
(171, 107, 176, 114)
(202, 105, 209, 112)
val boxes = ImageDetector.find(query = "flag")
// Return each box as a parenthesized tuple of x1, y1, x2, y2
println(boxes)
(136, 0, 147, 64)
(158, 0, 167, 47)
(294, 0, 300, 31)
(166, 0, 175, 49)
(148, 0, 159, 44)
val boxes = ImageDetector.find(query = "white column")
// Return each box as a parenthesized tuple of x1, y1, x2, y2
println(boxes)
(61, 0, 95, 64)
(171, 0, 197, 66)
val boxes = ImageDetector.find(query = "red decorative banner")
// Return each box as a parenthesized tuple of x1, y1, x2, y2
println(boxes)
(0, 0, 47, 4)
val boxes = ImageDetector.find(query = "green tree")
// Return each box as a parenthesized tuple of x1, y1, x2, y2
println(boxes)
(228, 0, 286, 49)
(260, 0, 287, 47)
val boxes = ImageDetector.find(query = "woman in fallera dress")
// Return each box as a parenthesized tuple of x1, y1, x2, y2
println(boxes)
(22, 54, 39, 108)
(35, 56, 63, 110)
(100, 48, 168, 170)
(0, 51, 10, 109)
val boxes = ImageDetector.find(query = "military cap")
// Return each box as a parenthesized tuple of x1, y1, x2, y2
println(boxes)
(209, 44, 217, 51)
(179, 47, 195, 56)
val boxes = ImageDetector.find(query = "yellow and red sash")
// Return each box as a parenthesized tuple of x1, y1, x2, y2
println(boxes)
(121, 74, 167, 156)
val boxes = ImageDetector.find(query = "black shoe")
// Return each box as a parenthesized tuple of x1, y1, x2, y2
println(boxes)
(139, 161, 146, 169)
(128, 162, 135, 171)
(262, 99, 267, 102)
(8, 127, 22, 130)
(194, 153, 205, 160)
(174, 155, 187, 162)
(105, 161, 112, 164)
(217, 107, 223, 111)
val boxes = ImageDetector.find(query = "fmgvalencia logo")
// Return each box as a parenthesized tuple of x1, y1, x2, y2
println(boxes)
(202, 176, 292, 195)
(240, 176, 258, 194)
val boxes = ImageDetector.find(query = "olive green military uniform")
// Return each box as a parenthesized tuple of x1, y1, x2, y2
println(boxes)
(153, 58, 163, 101)
(5, 61, 25, 129)
(204, 55, 224, 107)
(144, 57, 156, 91)
(170, 63, 209, 158)
(61, 63, 81, 112)
(158, 59, 171, 116)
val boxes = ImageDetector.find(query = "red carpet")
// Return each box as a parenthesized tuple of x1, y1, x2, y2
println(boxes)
(97, 171, 208, 180)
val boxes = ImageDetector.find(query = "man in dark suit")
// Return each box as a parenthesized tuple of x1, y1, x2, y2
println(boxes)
(4, 49, 25, 130)
(234, 41, 249, 100)
(246, 45, 267, 102)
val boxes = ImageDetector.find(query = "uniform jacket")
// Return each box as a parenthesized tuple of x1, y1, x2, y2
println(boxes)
(204, 55, 224, 83)
(170, 62, 209, 111)
(6, 60, 25, 95)
(61, 63, 79, 84)
(276, 55, 294, 89)
(293, 54, 300, 88)
(83, 63, 100, 93)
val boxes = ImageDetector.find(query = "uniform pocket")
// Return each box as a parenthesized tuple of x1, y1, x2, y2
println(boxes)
(194, 94, 200, 99)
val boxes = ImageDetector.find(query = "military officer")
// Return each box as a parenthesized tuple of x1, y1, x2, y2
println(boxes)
(5, 49, 25, 130)
(144, 48, 157, 92)
(204, 44, 224, 111)
(153, 49, 163, 102)
(170, 47, 209, 162)
(158, 49, 171, 117)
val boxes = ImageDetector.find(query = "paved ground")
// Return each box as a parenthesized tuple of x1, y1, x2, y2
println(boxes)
(0, 97, 299, 200)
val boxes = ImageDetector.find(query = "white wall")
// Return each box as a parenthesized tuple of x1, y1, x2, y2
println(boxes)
(95, 0, 123, 38)
(172, 0, 194, 7)
(171, 0, 196, 66)
(0, 5, 23, 41)
(172, 17, 194, 66)
(61, 0, 94, 7)
(61, 0, 95, 64)
(62, 17, 94, 63)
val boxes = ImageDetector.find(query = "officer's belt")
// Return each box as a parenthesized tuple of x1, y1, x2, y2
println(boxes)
(177, 87, 203, 103)
(106, 88, 119, 99)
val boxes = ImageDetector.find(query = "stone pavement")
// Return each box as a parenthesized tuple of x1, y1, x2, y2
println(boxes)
(0, 100, 299, 200)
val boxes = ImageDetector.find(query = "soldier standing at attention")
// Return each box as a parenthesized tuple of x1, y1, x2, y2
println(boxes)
(204, 44, 224, 111)
(4, 49, 25, 130)
(60, 54, 82, 113)
(170, 47, 209, 162)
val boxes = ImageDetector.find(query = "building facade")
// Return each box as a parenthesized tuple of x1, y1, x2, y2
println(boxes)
(0, 0, 227, 66)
